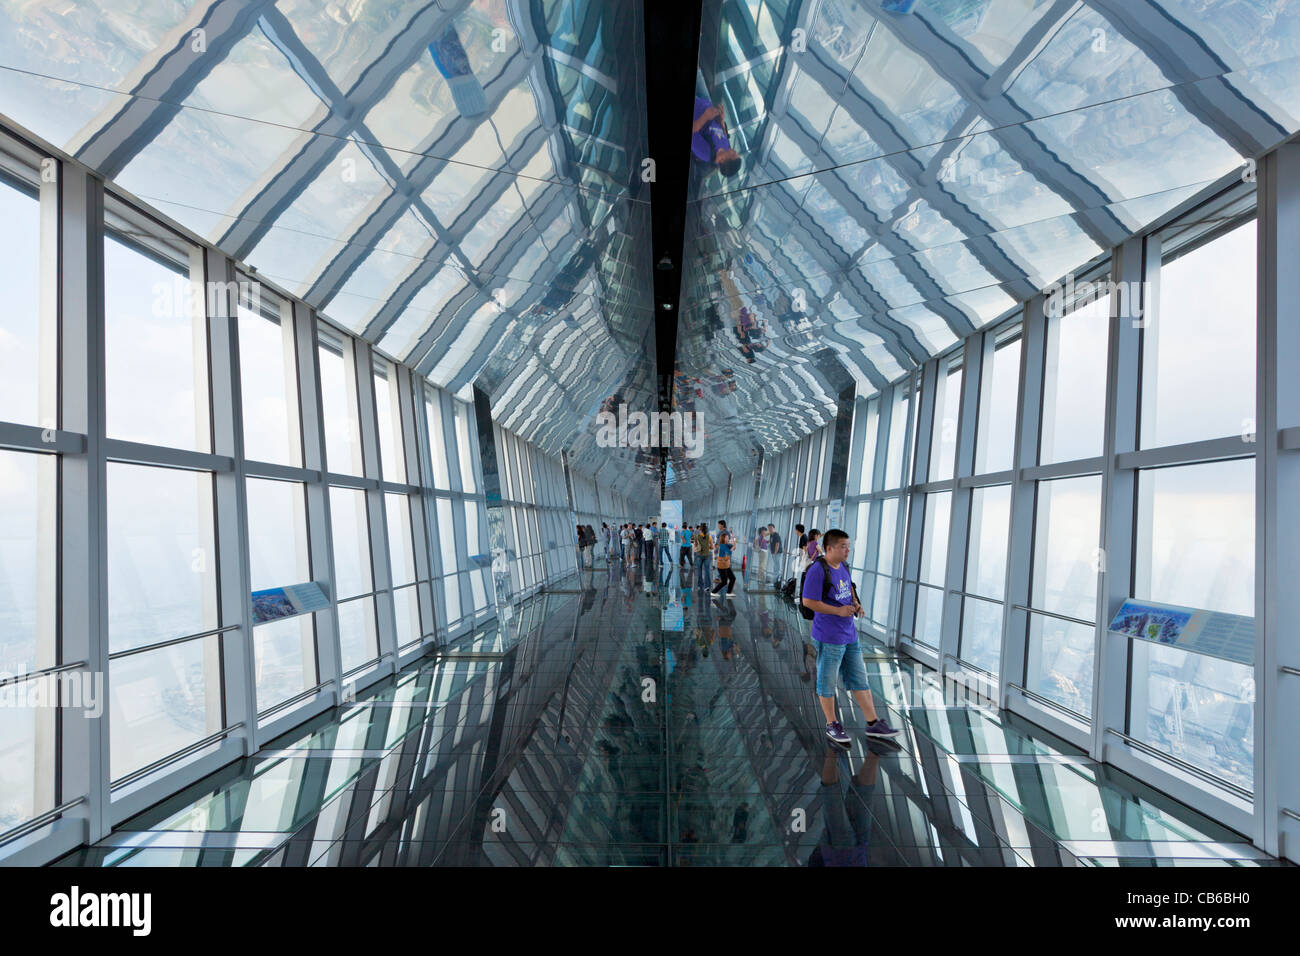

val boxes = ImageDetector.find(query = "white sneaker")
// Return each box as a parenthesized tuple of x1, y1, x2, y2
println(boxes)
(726, 593, 736, 599)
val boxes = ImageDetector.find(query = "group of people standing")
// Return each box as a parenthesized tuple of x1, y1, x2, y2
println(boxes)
(748, 522, 831, 589)
(578, 518, 834, 589)
(584, 518, 741, 600)
(610, 521, 671, 568)
(575, 524, 600, 568)
(688, 520, 737, 599)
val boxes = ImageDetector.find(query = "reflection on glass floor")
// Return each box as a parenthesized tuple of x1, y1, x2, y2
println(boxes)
(56, 561, 1283, 867)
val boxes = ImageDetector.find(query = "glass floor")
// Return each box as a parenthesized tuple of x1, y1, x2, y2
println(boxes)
(56, 560, 1283, 867)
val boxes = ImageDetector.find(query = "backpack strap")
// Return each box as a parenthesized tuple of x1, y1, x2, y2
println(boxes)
(817, 556, 859, 608)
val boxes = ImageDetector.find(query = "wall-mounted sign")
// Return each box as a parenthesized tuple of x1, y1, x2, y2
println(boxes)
(1107, 598, 1254, 666)
(251, 582, 329, 624)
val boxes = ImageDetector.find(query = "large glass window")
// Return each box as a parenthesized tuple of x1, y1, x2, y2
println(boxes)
(855, 398, 879, 494)
(929, 359, 962, 482)
(253, 615, 317, 715)
(909, 491, 950, 649)
(336, 595, 378, 677)
(1143, 221, 1255, 448)
(0, 174, 46, 427)
(0, 448, 57, 832)
(885, 386, 912, 488)
(237, 284, 301, 467)
(1128, 458, 1255, 790)
(464, 499, 489, 612)
(374, 359, 406, 485)
(425, 386, 451, 489)
(328, 481, 379, 670)
(319, 331, 363, 476)
(1134, 459, 1255, 616)
(1026, 474, 1102, 717)
(110, 634, 223, 781)
(385, 492, 424, 648)
(436, 497, 462, 625)
(246, 477, 310, 590)
(104, 227, 209, 452)
(385, 493, 416, 588)
(960, 484, 1011, 676)
(871, 498, 900, 629)
(106, 463, 219, 653)
(0, 450, 57, 678)
(976, 331, 1020, 474)
(1040, 294, 1108, 464)
(454, 400, 477, 493)
(329, 486, 372, 600)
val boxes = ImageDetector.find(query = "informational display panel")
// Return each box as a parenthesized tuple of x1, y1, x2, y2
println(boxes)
(251, 582, 329, 624)
(660, 499, 683, 532)
(1107, 598, 1254, 666)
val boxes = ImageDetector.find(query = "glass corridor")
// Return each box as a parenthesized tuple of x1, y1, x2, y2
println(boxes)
(0, 0, 1298, 874)
(56, 563, 1275, 867)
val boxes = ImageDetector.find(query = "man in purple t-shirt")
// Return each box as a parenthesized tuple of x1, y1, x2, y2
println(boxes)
(801, 529, 899, 746)
(692, 97, 742, 177)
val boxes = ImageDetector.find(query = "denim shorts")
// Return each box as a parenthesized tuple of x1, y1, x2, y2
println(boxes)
(814, 639, 869, 698)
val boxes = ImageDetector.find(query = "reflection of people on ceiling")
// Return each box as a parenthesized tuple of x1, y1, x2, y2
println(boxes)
(734, 306, 768, 363)
(703, 302, 725, 334)
(692, 97, 742, 177)
(428, 26, 487, 117)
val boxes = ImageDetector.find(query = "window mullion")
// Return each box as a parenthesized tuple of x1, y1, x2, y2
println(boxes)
(205, 248, 256, 757)
(1001, 295, 1046, 713)
(1092, 236, 1145, 759)
(294, 303, 342, 697)
(943, 333, 983, 673)
(58, 164, 111, 850)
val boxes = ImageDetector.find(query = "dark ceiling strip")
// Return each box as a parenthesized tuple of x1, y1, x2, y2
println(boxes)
(644, 0, 704, 494)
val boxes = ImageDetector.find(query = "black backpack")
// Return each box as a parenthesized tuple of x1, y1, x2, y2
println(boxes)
(798, 557, 859, 621)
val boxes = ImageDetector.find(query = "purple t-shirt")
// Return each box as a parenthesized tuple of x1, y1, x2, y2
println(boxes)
(692, 97, 731, 164)
(802, 559, 856, 644)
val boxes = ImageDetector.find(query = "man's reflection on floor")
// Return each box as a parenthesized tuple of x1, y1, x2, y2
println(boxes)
(807, 744, 887, 867)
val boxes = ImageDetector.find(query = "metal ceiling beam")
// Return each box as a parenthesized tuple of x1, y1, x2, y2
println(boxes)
(368, 146, 561, 362)
(71, 0, 277, 177)
(792, 44, 1118, 297)
(216, 0, 478, 259)
(767, 111, 993, 336)
(1077, 0, 1289, 157)
(853, 0, 1130, 248)
(253, 7, 474, 296)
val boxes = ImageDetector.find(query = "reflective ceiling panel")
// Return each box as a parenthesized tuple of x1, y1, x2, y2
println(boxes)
(672, 0, 1300, 500)
(0, 0, 657, 490)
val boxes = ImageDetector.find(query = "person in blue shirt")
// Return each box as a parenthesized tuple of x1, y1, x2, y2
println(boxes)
(657, 522, 673, 566)
(679, 523, 694, 567)
(692, 97, 742, 177)
(801, 529, 899, 745)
